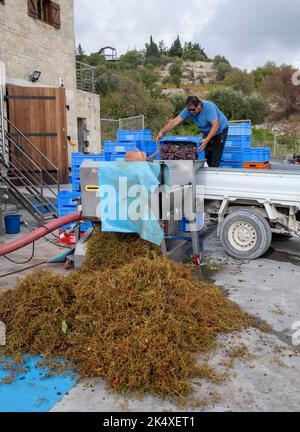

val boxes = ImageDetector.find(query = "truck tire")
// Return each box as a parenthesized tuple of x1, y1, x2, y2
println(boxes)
(221, 210, 272, 260)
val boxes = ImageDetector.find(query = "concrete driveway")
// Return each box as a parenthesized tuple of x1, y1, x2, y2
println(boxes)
(52, 231, 300, 412)
(1, 214, 300, 412)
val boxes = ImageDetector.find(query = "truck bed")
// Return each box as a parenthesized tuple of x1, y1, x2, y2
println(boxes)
(196, 168, 300, 207)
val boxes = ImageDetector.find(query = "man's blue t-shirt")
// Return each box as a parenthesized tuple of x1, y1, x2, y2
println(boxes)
(179, 100, 228, 137)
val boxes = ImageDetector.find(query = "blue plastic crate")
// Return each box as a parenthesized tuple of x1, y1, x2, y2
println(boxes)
(117, 129, 152, 142)
(228, 122, 252, 137)
(159, 136, 204, 160)
(147, 152, 160, 160)
(222, 148, 245, 161)
(225, 136, 252, 149)
(58, 206, 79, 231)
(59, 221, 93, 233)
(80, 221, 94, 232)
(243, 147, 271, 163)
(198, 150, 206, 160)
(72, 179, 81, 193)
(220, 161, 244, 169)
(71, 153, 107, 179)
(104, 141, 139, 153)
(160, 135, 202, 145)
(109, 153, 126, 161)
(58, 190, 80, 209)
(72, 159, 110, 179)
(72, 152, 106, 167)
(139, 140, 157, 154)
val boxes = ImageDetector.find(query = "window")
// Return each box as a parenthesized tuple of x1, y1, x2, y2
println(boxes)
(28, 0, 61, 29)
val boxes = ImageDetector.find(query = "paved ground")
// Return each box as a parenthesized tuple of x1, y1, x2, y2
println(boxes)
(1, 209, 300, 412)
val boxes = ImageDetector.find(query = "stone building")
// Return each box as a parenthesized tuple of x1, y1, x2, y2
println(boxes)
(0, 0, 101, 183)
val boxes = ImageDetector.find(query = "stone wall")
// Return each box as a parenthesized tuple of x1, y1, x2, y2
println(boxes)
(0, 0, 101, 164)
(67, 90, 101, 159)
(0, 0, 76, 89)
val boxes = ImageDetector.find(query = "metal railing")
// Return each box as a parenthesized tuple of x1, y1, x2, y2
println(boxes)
(76, 61, 96, 94)
(101, 116, 145, 142)
(0, 116, 60, 223)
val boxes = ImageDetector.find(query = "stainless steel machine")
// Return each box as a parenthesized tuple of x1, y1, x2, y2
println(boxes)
(72, 160, 205, 268)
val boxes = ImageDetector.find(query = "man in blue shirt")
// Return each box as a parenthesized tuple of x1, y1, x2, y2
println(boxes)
(157, 96, 229, 167)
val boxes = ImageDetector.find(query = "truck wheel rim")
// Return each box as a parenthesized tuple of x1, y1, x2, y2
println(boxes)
(228, 222, 258, 252)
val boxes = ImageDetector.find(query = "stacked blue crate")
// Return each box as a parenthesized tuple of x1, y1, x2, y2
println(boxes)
(58, 190, 80, 231)
(58, 189, 93, 232)
(104, 130, 157, 160)
(243, 148, 271, 163)
(104, 140, 139, 161)
(117, 129, 152, 142)
(222, 122, 271, 167)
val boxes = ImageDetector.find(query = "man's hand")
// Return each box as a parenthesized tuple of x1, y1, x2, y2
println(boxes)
(156, 130, 164, 144)
(200, 138, 209, 152)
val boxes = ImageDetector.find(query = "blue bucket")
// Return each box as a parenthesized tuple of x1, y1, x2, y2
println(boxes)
(4, 215, 21, 234)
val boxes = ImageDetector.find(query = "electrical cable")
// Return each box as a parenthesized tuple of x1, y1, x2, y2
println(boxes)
(2, 222, 35, 265)
(3, 240, 35, 265)
(0, 261, 47, 278)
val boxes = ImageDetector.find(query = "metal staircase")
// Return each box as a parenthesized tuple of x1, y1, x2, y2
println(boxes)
(0, 71, 60, 225)
(0, 116, 60, 224)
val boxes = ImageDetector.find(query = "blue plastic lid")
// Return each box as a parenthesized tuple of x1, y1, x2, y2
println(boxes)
(160, 136, 203, 144)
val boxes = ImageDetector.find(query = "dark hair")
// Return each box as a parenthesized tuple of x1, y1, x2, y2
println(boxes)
(186, 96, 201, 106)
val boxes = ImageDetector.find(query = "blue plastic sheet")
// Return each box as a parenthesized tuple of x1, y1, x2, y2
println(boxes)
(0, 356, 77, 412)
(98, 162, 164, 246)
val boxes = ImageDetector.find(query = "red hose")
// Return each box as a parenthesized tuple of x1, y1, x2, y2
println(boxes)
(0, 212, 82, 257)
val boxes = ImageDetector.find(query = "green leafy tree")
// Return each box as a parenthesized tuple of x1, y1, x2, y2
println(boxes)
(243, 94, 270, 124)
(158, 40, 168, 55)
(169, 36, 183, 58)
(118, 50, 143, 69)
(215, 62, 232, 81)
(182, 42, 208, 61)
(95, 71, 121, 96)
(208, 87, 269, 124)
(76, 44, 86, 62)
(101, 75, 173, 134)
(140, 66, 160, 96)
(145, 36, 160, 60)
(76, 44, 85, 56)
(169, 60, 182, 88)
(252, 62, 277, 88)
(209, 87, 246, 119)
(213, 55, 230, 65)
(169, 94, 186, 117)
(86, 52, 105, 67)
(145, 98, 175, 134)
(224, 68, 255, 95)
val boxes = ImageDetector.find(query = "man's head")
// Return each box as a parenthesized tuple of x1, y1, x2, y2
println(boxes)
(186, 96, 202, 116)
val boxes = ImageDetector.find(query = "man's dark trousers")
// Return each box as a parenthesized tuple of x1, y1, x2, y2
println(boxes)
(205, 127, 228, 167)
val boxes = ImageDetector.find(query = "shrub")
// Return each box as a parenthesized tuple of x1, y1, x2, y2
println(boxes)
(208, 87, 269, 124)
(224, 68, 255, 95)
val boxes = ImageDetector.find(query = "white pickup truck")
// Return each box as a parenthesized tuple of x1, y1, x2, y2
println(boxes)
(197, 167, 300, 260)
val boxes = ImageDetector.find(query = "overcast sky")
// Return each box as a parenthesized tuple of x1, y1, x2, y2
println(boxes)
(74, 0, 300, 70)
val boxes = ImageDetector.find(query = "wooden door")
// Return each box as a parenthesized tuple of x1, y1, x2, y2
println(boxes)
(7, 86, 68, 184)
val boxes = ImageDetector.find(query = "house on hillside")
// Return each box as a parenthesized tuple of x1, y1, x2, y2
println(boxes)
(0, 0, 100, 184)
(99, 46, 118, 62)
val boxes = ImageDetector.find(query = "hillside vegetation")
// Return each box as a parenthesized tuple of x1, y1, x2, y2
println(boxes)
(77, 36, 300, 152)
